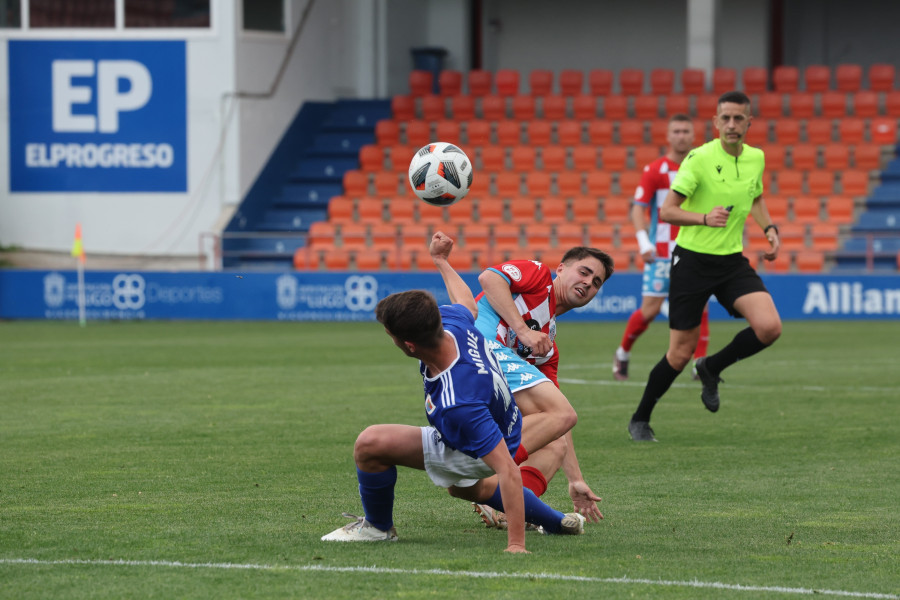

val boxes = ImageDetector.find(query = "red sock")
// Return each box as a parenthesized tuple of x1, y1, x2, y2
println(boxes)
(695, 306, 710, 358)
(520, 466, 548, 497)
(513, 443, 529, 465)
(621, 309, 650, 352)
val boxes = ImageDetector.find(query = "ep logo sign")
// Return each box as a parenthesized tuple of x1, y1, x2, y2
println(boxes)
(8, 40, 187, 192)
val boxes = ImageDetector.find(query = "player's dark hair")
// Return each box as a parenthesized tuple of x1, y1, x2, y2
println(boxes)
(669, 113, 692, 123)
(718, 90, 751, 107)
(560, 247, 615, 284)
(375, 290, 443, 348)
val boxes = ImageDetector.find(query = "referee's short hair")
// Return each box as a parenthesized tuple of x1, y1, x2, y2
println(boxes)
(718, 90, 751, 107)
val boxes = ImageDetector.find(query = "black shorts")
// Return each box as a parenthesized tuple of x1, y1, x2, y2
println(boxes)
(668, 245, 769, 330)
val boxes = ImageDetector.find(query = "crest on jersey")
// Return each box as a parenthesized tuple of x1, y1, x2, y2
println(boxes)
(425, 394, 436, 415)
(501, 264, 522, 281)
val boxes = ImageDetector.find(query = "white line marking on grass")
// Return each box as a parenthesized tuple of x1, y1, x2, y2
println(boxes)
(2, 558, 897, 599)
(557, 377, 900, 394)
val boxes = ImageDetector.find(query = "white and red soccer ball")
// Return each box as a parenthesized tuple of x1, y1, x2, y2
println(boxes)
(408, 142, 473, 207)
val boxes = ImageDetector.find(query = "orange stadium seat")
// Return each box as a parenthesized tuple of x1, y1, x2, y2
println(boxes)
(618, 120, 645, 146)
(572, 94, 597, 120)
(885, 91, 900, 117)
(541, 95, 567, 120)
(788, 92, 815, 118)
(664, 94, 690, 117)
(541, 196, 569, 222)
(421, 94, 445, 121)
(603, 197, 632, 223)
(496, 120, 522, 145)
(527, 119, 553, 146)
(556, 222, 587, 247)
(357, 197, 384, 222)
(445, 201, 474, 226)
(696, 93, 719, 118)
(792, 196, 821, 223)
(791, 143, 818, 171)
(293, 247, 319, 270)
(649, 119, 669, 145)
(588, 69, 614, 96)
(570, 197, 598, 221)
(409, 70, 433, 97)
(742, 66, 769, 94)
(713, 67, 737, 94)
(871, 117, 898, 144)
(823, 143, 850, 170)
(529, 70, 554, 96)
(512, 94, 536, 120)
(618, 171, 642, 196)
(773, 119, 801, 144)
(404, 119, 431, 147)
(375, 119, 400, 146)
(322, 248, 352, 271)
(481, 94, 506, 120)
(478, 198, 504, 224)
(821, 91, 849, 118)
(495, 69, 520, 96)
(867, 63, 895, 92)
(601, 146, 628, 172)
(555, 171, 581, 197)
(759, 143, 785, 172)
(585, 171, 612, 197)
(757, 92, 784, 118)
(775, 170, 803, 197)
(804, 65, 831, 93)
(468, 70, 493, 96)
(388, 144, 414, 172)
(327, 196, 354, 222)
(339, 222, 367, 248)
(343, 170, 368, 197)
(450, 94, 476, 120)
(559, 69, 584, 96)
(525, 171, 552, 198)
(825, 196, 855, 224)
(807, 170, 835, 196)
(810, 223, 839, 251)
(744, 117, 770, 146)
(619, 68, 645, 96)
(852, 91, 879, 117)
(853, 143, 882, 171)
(495, 172, 522, 198)
(806, 118, 833, 144)
(572, 145, 599, 171)
(358, 144, 383, 172)
(650, 69, 675, 95)
(681, 68, 706, 95)
(634, 95, 660, 120)
(838, 118, 865, 144)
(387, 197, 415, 223)
(841, 169, 871, 197)
(438, 70, 463, 96)
(795, 250, 825, 272)
(541, 145, 567, 172)
(773, 66, 799, 92)
(355, 248, 384, 271)
(634, 145, 660, 170)
(510, 145, 536, 173)
(602, 95, 628, 120)
(391, 95, 415, 121)
(434, 120, 461, 144)
(466, 119, 491, 146)
(835, 64, 862, 93)
(417, 202, 445, 225)
(765, 195, 789, 222)
(374, 171, 401, 197)
(586, 120, 613, 146)
(509, 197, 538, 224)
(557, 120, 583, 146)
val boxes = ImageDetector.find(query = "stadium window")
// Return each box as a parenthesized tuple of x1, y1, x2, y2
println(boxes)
(243, 0, 284, 32)
(1, 0, 22, 27)
(126, 0, 210, 28)
(30, 0, 115, 28)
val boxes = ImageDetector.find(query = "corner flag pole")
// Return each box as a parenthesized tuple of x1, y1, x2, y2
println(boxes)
(71, 223, 86, 327)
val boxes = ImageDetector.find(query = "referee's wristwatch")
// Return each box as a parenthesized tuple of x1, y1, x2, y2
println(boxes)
(764, 224, 779, 235)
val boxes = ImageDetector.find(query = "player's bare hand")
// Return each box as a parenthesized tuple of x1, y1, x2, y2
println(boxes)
(569, 480, 604, 523)
(518, 328, 552, 357)
(705, 206, 731, 227)
(641, 249, 656, 264)
(762, 231, 780, 261)
(429, 231, 454, 261)
(504, 544, 530, 554)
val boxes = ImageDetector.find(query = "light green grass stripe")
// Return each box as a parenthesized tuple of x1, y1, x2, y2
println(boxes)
(2, 558, 896, 599)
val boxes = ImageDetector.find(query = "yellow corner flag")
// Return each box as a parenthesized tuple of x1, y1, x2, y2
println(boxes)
(71, 223, 85, 263)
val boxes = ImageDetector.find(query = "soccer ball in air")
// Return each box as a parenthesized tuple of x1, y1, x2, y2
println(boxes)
(408, 142, 473, 206)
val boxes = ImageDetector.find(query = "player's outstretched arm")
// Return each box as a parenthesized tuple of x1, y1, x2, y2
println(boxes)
(430, 231, 477, 317)
(559, 431, 604, 522)
(481, 442, 529, 553)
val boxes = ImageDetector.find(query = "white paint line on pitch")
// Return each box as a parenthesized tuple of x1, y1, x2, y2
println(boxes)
(557, 376, 897, 394)
(1, 558, 897, 599)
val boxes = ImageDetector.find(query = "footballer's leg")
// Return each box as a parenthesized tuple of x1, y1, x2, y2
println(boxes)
(515, 382, 578, 453)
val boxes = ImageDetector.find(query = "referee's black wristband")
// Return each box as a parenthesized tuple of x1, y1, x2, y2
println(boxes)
(764, 224, 779, 235)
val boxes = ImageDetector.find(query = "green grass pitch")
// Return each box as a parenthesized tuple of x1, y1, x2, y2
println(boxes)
(1, 319, 898, 599)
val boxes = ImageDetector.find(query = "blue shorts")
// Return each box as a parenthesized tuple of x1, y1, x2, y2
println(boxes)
(486, 341, 551, 393)
(641, 259, 672, 297)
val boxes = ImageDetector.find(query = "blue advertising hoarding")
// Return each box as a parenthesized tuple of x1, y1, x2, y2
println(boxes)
(8, 40, 187, 192)
(1, 270, 899, 321)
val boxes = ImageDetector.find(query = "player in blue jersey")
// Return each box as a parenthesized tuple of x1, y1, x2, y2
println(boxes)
(321, 243, 585, 552)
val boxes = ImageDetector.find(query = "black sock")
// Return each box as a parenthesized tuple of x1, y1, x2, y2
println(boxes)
(704, 327, 769, 376)
(632, 355, 682, 422)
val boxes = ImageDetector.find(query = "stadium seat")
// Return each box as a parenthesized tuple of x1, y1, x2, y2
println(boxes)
(696, 94, 718, 118)
(509, 197, 538, 223)
(465, 119, 491, 146)
(603, 197, 631, 223)
(559, 69, 584, 96)
(649, 119, 669, 146)
(775, 170, 803, 197)
(650, 68, 675, 95)
(742, 66, 769, 94)
(529, 70, 554, 96)
(765, 195, 789, 222)
(681, 68, 706, 95)
(468, 70, 493, 96)
(481, 94, 506, 120)
(602, 95, 628, 120)
(634, 145, 660, 170)
(791, 143, 818, 171)
(825, 196, 855, 224)
(409, 70, 434, 97)
(417, 202, 445, 225)
(511, 94, 536, 120)
(557, 120, 583, 145)
(479, 144, 504, 172)
(541, 95, 567, 120)
(773, 119, 801, 144)
(493, 223, 522, 247)
(794, 250, 825, 272)
(807, 170, 835, 197)
(556, 222, 587, 247)
(664, 94, 691, 116)
(588, 69, 614, 96)
(759, 143, 786, 172)
(823, 143, 850, 171)
(570, 197, 599, 221)
(495, 69, 520, 96)
(618, 171, 642, 196)
(585, 171, 612, 196)
(495, 172, 522, 197)
(496, 120, 522, 145)
(404, 119, 431, 147)
(375, 119, 400, 146)
(459, 221, 490, 247)
(445, 202, 474, 227)
(777, 222, 807, 252)
(541, 145, 567, 172)
(851, 90, 879, 118)
(370, 222, 397, 247)
(322, 248, 352, 271)
(792, 196, 821, 223)
(870, 117, 897, 144)
(525, 171, 552, 198)
(821, 91, 848, 118)
(468, 170, 490, 196)
(438, 70, 463, 96)
(358, 144, 383, 173)
(526, 119, 553, 146)
(885, 91, 900, 117)
(572, 94, 597, 120)
(343, 170, 368, 197)
(619, 68, 644, 96)
(853, 143, 882, 171)
(757, 92, 784, 118)
(835, 64, 863, 93)
(837, 118, 865, 144)
(374, 171, 401, 197)
(555, 171, 581, 197)
(541, 196, 569, 221)
(339, 222, 367, 248)
(327, 196, 354, 222)
(773, 66, 799, 92)
(477, 198, 504, 224)
(693, 118, 709, 142)
(841, 169, 870, 197)
(804, 65, 831, 93)
(788, 92, 815, 118)
(572, 145, 599, 171)
(867, 63, 895, 92)
(586, 120, 614, 146)
(810, 223, 839, 251)
(634, 95, 660, 120)
(745, 117, 770, 146)
(421, 94, 445, 121)
(510, 145, 536, 173)
(805, 118, 833, 144)
(293, 247, 319, 270)
(618, 120, 645, 146)
(434, 120, 461, 145)
(387, 198, 415, 223)
(450, 94, 476, 120)
(391, 95, 416, 121)
(712, 67, 737, 94)
(355, 248, 383, 271)
(357, 197, 384, 222)
(601, 145, 628, 171)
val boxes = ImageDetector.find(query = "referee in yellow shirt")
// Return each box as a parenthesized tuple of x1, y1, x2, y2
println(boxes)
(629, 91, 783, 442)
